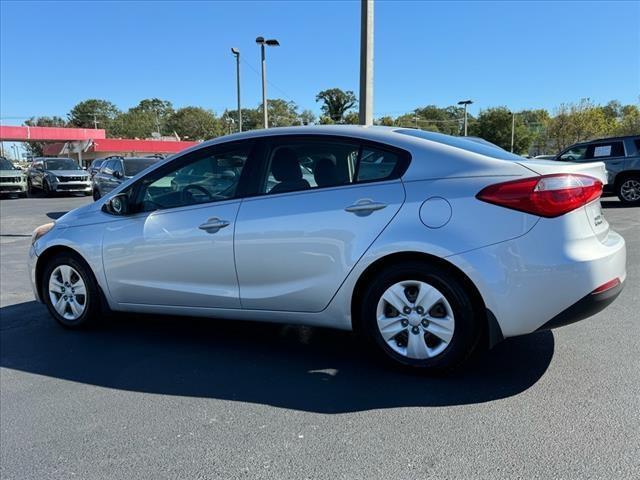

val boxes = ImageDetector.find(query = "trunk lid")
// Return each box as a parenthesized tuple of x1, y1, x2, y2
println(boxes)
(517, 159, 609, 242)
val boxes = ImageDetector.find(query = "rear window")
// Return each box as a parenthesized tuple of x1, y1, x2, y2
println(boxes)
(124, 158, 160, 177)
(396, 129, 524, 161)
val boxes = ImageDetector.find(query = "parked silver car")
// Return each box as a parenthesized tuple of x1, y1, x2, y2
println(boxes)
(27, 157, 91, 196)
(29, 126, 625, 372)
(555, 135, 640, 204)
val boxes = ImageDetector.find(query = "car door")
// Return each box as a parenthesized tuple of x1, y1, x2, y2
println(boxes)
(95, 160, 113, 194)
(234, 136, 408, 312)
(102, 141, 254, 309)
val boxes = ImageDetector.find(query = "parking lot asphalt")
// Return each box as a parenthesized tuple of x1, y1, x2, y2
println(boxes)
(1, 194, 638, 479)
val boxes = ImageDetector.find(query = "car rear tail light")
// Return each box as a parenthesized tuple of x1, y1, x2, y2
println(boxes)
(476, 174, 603, 218)
(591, 278, 621, 294)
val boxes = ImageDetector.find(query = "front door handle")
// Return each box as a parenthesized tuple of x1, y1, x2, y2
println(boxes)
(198, 217, 230, 234)
(345, 199, 387, 216)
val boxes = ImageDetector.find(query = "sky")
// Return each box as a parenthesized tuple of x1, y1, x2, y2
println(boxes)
(1, 0, 639, 127)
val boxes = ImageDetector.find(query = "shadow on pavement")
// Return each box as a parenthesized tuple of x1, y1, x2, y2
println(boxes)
(0, 301, 554, 413)
(601, 200, 630, 209)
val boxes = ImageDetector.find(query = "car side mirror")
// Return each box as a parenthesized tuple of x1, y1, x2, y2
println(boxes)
(102, 193, 129, 215)
(113, 170, 123, 179)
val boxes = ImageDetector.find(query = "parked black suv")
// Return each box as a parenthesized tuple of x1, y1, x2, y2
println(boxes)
(555, 135, 640, 205)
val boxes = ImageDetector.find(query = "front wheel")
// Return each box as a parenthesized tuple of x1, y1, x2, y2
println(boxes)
(42, 253, 101, 328)
(92, 188, 101, 201)
(43, 180, 53, 197)
(616, 175, 640, 205)
(360, 261, 481, 372)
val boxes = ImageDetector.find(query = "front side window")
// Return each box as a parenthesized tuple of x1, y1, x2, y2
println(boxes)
(585, 142, 625, 159)
(113, 160, 124, 176)
(559, 146, 587, 161)
(101, 160, 115, 175)
(137, 144, 250, 212)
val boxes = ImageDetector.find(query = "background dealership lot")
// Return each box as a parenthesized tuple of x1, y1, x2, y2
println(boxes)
(0, 194, 638, 479)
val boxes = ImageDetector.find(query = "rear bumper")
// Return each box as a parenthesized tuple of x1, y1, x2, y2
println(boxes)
(536, 280, 624, 331)
(447, 209, 627, 337)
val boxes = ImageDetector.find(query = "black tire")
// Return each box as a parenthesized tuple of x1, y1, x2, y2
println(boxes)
(616, 175, 640, 205)
(360, 261, 481, 373)
(27, 179, 34, 195)
(41, 252, 101, 329)
(43, 180, 53, 197)
(92, 188, 101, 201)
(20, 191, 28, 198)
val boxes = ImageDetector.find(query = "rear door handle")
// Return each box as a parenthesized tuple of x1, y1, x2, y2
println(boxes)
(345, 199, 387, 216)
(199, 217, 230, 234)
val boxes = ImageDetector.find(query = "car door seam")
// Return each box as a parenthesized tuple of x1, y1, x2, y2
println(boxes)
(233, 199, 244, 309)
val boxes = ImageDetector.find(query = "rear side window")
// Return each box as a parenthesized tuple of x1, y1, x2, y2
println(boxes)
(634, 139, 640, 154)
(258, 138, 408, 195)
(585, 141, 625, 159)
(357, 148, 400, 182)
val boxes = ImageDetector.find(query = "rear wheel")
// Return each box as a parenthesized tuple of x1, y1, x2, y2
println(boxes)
(360, 261, 481, 372)
(616, 175, 640, 205)
(42, 253, 101, 328)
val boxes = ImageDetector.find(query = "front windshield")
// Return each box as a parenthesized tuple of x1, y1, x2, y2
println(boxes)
(0, 158, 16, 170)
(44, 158, 81, 171)
(124, 158, 160, 177)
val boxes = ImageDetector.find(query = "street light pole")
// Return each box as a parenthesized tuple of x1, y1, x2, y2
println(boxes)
(231, 48, 242, 132)
(359, 0, 374, 126)
(510, 111, 516, 153)
(255, 37, 279, 129)
(457, 99, 473, 136)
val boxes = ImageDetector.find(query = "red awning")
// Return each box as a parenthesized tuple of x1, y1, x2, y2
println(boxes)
(0, 125, 106, 141)
(89, 138, 198, 153)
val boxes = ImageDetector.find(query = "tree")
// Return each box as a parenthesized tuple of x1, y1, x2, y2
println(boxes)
(110, 98, 175, 138)
(343, 111, 360, 125)
(299, 109, 316, 126)
(315, 88, 357, 123)
(67, 99, 120, 132)
(613, 104, 640, 136)
(376, 116, 395, 126)
(23, 116, 67, 156)
(257, 99, 300, 127)
(166, 107, 223, 140)
(395, 105, 466, 135)
(221, 108, 262, 132)
(470, 107, 531, 153)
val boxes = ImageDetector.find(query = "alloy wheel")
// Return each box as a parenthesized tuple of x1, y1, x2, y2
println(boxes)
(376, 280, 455, 359)
(48, 265, 87, 321)
(620, 179, 640, 202)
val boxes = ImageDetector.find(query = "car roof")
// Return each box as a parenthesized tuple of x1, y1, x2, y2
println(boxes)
(187, 125, 522, 160)
(569, 135, 639, 147)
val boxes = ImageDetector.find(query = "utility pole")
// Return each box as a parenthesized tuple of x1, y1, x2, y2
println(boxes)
(231, 48, 242, 132)
(511, 111, 516, 153)
(359, 0, 374, 126)
(457, 99, 473, 136)
(92, 114, 99, 129)
(255, 37, 279, 129)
